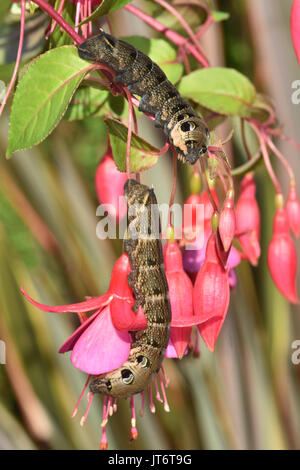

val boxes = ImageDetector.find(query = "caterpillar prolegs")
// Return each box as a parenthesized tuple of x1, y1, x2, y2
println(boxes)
(78, 31, 209, 165)
(90, 180, 171, 398)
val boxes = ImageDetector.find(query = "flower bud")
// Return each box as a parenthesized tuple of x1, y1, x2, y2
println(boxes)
(267, 208, 298, 303)
(219, 190, 236, 252)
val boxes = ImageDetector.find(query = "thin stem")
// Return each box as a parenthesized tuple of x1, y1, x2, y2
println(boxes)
(153, 0, 209, 66)
(0, 0, 26, 119)
(175, 0, 213, 38)
(230, 150, 261, 176)
(32, 0, 83, 44)
(199, 158, 218, 212)
(241, 118, 252, 161)
(251, 123, 281, 194)
(267, 136, 295, 184)
(124, 4, 209, 67)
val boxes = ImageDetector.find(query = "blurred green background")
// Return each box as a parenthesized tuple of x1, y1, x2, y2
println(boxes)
(0, 0, 300, 450)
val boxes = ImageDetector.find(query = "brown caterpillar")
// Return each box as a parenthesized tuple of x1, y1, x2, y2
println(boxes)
(90, 179, 171, 398)
(78, 31, 209, 165)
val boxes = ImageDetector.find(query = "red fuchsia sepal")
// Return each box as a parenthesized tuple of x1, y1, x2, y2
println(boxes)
(95, 143, 128, 222)
(193, 232, 230, 351)
(291, 0, 300, 64)
(219, 189, 236, 252)
(164, 241, 194, 358)
(267, 207, 299, 303)
(286, 184, 300, 238)
(235, 173, 261, 266)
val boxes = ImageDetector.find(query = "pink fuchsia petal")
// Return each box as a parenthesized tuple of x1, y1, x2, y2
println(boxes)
(227, 246, 241, 269)
(165, 336, 188, 358)
(228, 269, 238, 289)
(59, 309, 101, 353)
(70, 305, 131, 375)
(21, 286, 112, 313)
(291, 0, 300, 63)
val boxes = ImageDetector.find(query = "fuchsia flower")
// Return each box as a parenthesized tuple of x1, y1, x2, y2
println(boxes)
(193, 232, 230, 352)
(286, 185, 300, 237)
(291, 0, 300, 64)
(267, 207, 299, 303)
(95, 143, 127, 222)
(22, 254, 172, 448)
(22, 254, 147, 375)
(235, 173, 261, 266)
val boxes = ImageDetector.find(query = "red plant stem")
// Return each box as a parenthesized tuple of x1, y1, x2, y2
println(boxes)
(266, 136, 295, 184)
(168, 149, 178, 225)
(153, 0, 209, 64)
(124, 3, 209, 67)
(0, 0, 26, 119)
(251, 123, 281, 194)
(175, 0, 213, 38)
(136, 140, 170, 157)
(32, 0, 83, 44)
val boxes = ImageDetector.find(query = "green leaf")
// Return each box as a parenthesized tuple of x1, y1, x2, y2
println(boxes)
(64, 87, 109, 121)
(178, 67, 256, 117)
(7, 46, 90, 158)
(123, 36, 184, 84)
(79, 0, 131, 25)
(105, 118, 159, 172)
(211, 10, 230, 22)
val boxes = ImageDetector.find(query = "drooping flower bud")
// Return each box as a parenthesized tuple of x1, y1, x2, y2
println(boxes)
(95, 144, 127, 222)
(267, 208, 298, 303)
(193, 232, 230, 351)
(291, 0, 300, 64)
(219, 189, 236, 252)
(235, 173, 260, 265)
(286, 184, 300, 237)
(164, 242, 194, 358)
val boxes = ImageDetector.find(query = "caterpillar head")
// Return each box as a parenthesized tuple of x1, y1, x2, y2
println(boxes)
(169, 115, 209, 165)
(89, 355, 151, 398)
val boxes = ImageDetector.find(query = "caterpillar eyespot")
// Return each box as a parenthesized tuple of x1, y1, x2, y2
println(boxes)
(121, 369, 134, 385)
(89, 180, 171, 398)
(77, 32, 209, 165)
